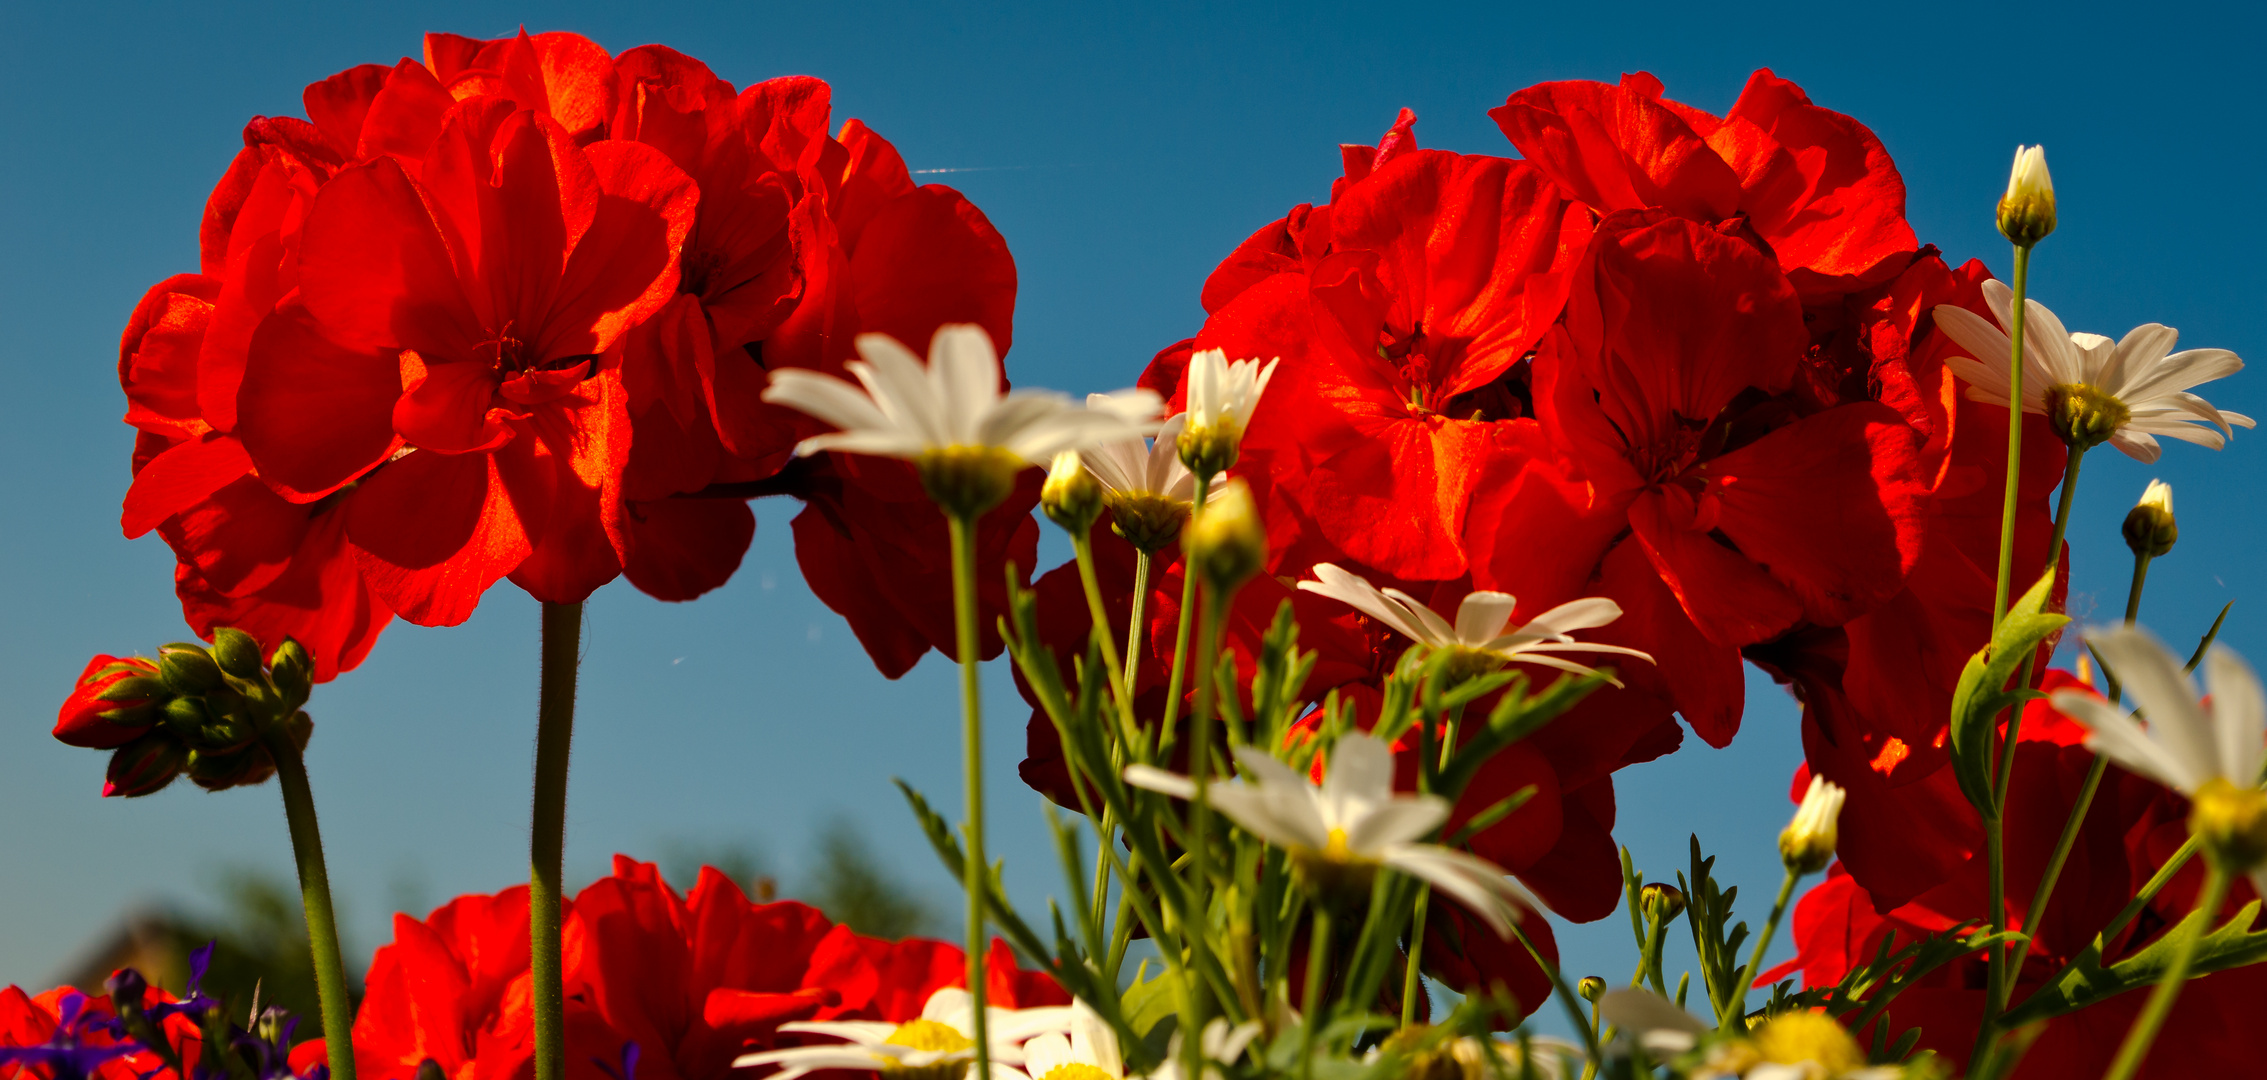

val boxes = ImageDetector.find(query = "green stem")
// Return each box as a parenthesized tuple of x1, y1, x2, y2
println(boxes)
(1072, 533, 1136, 734)
(1511, 919, 1602, 1066)
(1400, 886, 1431, 1027)
(947, 513, 993, 1080)
(1181, 580, 1233, 1045)
(1990, 243, 2034, 630)
(1158, 478, 1210, 748)
(530, 600, 582, 1080)
(260, 723, 355, 1080)
(1725, 866, 1800, 1031)
(2000, 520, 2132, 1005)
(1300, 907, 1332, 1080)
(1124, 550, 1153, 704)
(2102, 864, 2231, 1080)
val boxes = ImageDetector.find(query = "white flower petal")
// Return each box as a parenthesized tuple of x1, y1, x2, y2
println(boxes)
(853, 336, 953, 446)
(1453, 591, 1520, 646)
(1380, 843, 1535, 938)
(2053, 689, 2196, 793)
(932, 325, 1005, 446)
(2091, 625, 2218, 787)
(1321, 733, 1397, 807)
(1381, 587, 1458, 646)
(1344, 797, 1449, 851)
(1210, 784, 1329, 851)
(1124, 764, 1198, 800)
(763, 369, 897, 437)
(1298, 564, 1431, 644)
(2204, 647, 2267, 786)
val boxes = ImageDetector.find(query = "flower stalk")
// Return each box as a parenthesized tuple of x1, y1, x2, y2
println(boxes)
(946, 511, 996, 1080)
(258, 716, 355, 1080)
(530, 600, 583, 1080)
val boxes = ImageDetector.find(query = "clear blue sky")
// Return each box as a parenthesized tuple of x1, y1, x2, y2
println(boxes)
(3, 0, 2260, 1029)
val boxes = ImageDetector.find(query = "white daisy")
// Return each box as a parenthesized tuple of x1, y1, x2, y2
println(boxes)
(1125, 733, 1540, 934)
(762, 325, 1160, 513)
(1596, 991, 1898, 1080)
(1933, 284, 2252, 462)
(1140, 1018, 1262, 1080)
(1082, 409, 1209, 504)
(2050, 626, 2267, 888)
(1011, 1002, 1121, 1080)
(735, 987, 1076, 1080)
(1295, 563, 1652, 687)
(1177, 349, 1279, 474)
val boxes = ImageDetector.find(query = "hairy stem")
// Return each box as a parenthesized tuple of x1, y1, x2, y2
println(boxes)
(530, 600, 583, 1080)
(261, 722, 356, 1080)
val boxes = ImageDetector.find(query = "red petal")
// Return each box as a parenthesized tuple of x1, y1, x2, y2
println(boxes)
(1630, 489, 1804, 647)
(349, 448, 535, 626)
(122, 434, 252, 538)
(175, 501, 393, 682)
(1717, 69, 1917, 283)
(299, 154, 484, 356)
(551, 139, 699, 357)
(357, 58, 456, 165)
(1593, 538, 1746, 746)
(1490, 79, 1741, 221)
(236, 308, 402, 499)
(848, 184, 1017, 361)
(395, 351, 510, 453)
(622, 498, 754, 602)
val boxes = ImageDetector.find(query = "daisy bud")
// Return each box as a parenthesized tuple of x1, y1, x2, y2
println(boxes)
(1640, 882, 1686, 923)
(1178, 349, 1278, 478)
(103, 733, 188, 798)
(1040, 451, 1105, 535)
(1996, 145, 2056, 247)
(1577, 976, 1607, 1002)
(210, 627, 265, 680)
(157, 642, 225, 696)
(1183, 480, 1268, 593)
(2122, 480, 2178, 558)
(1779, 775, 1846, 874)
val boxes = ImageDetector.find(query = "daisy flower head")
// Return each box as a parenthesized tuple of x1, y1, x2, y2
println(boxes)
(735, 987, 1077, 1080)
(2050, 626, 2267, 887)
(762, 325, 1161, 517)
(1295, 564, 1652, 687)
(1125, 732, 1540, 932)
(1597, 991, 1898, 1080)
(1012, 1001, 1120, 1080)
(1997, 144, 2055, 246)
(1177, 349, 1279, 477)
(1079, 409, 1218, 554)
(1933, 285, 2252, 462)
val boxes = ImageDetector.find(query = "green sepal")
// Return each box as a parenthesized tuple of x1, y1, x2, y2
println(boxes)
(1948, 571, 2068, 813)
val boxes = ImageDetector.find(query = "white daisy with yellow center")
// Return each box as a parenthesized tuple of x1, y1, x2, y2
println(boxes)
(734, 987, 1076, 1080)
(1296, 563, 1652, 687)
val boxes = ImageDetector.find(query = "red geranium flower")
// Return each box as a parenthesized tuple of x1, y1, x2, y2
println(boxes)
(0, 983, 204, 1080)
(235, 96, 697, 626)
(1491, 70, 1917, 297)
(322, 858, 1064, 1080)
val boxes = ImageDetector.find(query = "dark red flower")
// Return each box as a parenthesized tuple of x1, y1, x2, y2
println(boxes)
(1491, 70, 1917, 297)
(235, 97, 697, 625)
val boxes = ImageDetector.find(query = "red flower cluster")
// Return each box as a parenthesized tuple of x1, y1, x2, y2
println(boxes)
(1019, 70, 2065, 1018)
(1773, 676, 2267, 1077)
(118, 29, 1027, 679)
(310, 856, 1064, 1080)
(0, 983, 204, 1080)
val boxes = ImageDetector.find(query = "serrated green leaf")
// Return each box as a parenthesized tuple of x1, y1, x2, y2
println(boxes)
(2003, 900, 2267, 1025)
(1948, 571, 2069, 812)
(1121, 962, 1181, 1036)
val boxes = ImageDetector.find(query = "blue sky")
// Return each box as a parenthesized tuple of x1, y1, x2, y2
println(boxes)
(2, 0, 2260, 1032)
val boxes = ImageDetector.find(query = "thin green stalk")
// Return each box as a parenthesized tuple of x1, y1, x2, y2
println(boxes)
(1300, 907, 1333, 1080)
(1071, 531, 1137, 941)
(2102, 864, 2232, 1080)
(1124, 550, 1153, 700)
(1724, 867, 1800, 1031)
(946, 513, 994, 1080)
(1990, 243, 2035, 629)
(1510, 919, 1602, 1066)
(1181, 580, 1233, 1048)
(2000, 522, 2133, 1004)
(530, 600, 582, 1080)
(1400, 887, 1431, 1028)
(1158, 477, 1211, 745)
(260, 723, 355, 1080)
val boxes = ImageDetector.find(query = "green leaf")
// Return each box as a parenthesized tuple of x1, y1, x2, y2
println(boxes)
(2003, 900, 2267, 1026)
(1948, 571, 2069, 812)
(1120, 962, 1181, 1037)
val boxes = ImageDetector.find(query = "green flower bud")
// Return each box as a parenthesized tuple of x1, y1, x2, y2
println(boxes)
(1577, 976, 1607, 1002)
(210, 627, 265, 680)
(1182, 480, 1267, 593)
(2122, 480, 2177, 559)
(157, 643, 225, 695)
(269, 638, 314, 706)
(1640, 882, 1687, 923)
(186, 745, 276, 792)
(104, 734, 188, 798)
(1040, 451, 1105, 535)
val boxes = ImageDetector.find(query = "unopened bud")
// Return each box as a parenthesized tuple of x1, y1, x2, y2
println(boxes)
(1640, 882, 1686, 923)
(1041, 451, 1106, 535)
(157, 643, 225, 695)
(1577, 976, 1607, 1002)
(55, 655, 167, 750)
(1780, 775, 1846, 874)
(269, 638, 313, 706)
(210, 627, 265, 679)
(1996, 145, 2056, 247)
(1182, 480, 1267, 593)
(105, 967, 148, 1011)
(186, 745, 275, 792)
(2123, 480, 2177, 559)
(104, 734, 187, 798)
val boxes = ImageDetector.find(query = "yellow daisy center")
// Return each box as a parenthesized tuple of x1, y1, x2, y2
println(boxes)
(2192, 777, 2267, 872)
(916, 445, 1025, 518)
(880, 1020, 976, 1080)
(1038, 1066, 1116, 1080)
(1290, 827, 1376, 895)
(1751, 1011, 1866, 1074)
(1106, 491, 1192, 554)
(1436, 645, 1507, 687)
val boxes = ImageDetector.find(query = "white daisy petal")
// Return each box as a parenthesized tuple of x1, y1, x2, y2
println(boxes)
(2204, 647, 2267, 786)
(1124, 764, 1198, 800)
(1344, 798, 1449, 850)
(1321, 733, 1397, 806)
(2053, 690, 2195, 792)
(1453, 592, 1520, 646)
(2091, 626, 2218, 788)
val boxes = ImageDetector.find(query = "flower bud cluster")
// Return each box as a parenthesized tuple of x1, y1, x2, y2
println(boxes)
(53, 629, 317, 798)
